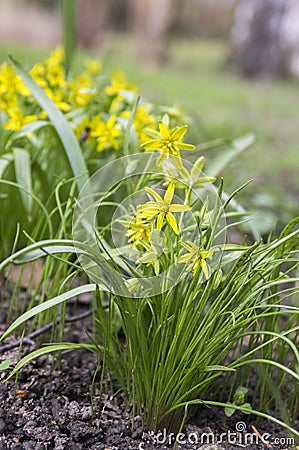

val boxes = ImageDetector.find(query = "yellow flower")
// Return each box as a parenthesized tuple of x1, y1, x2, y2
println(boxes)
(137, 183, 190, 235)
(177, 241, 213, 279)
(68, 72, 93, 107)
(137, 249, 160, 275)
(0, 92, 18, 112)
(0, 63, 30, 97)
(84, 59, 102, 76)
(121, 105, 156, 144)
(119, 218, 152, 249)
(30, 62, 47, 88)
(3, 107, 37, 131)
(47, 46, 65, 65)
(141, 121, 195, 167)
(73, 116, 92, 143)
(91, 115, 121, 152)
(45, 88, 70, 112)
(105, 72, 136, 97)
(46, 63, 65, 88)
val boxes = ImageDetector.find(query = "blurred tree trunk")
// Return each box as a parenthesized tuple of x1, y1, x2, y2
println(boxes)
(129, 0, 174, 66)
(231, 0, 299, 78)
(76, 0, 109, 47)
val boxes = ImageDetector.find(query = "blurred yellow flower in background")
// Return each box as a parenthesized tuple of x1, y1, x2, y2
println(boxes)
(3, 107, 37, 131)
(84, 59, 102, 76)
(91, 115, 121, 152)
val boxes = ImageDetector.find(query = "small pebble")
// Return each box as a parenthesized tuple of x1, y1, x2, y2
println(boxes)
(0, 419, 5, 433)
(35, 445, 46, 450)
(132, 427, 143, 439)
(23, 420, 38, 431)
(81, 406, 92, 421)
(23, 443, 35, 450)
(11, 444, 24, 450)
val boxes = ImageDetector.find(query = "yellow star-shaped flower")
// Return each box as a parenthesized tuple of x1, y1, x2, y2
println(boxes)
(137, 183, 190, 235)
(119, 217, 152, 249)
(141, 121, 194, 167)
(177, 241, 213, 279)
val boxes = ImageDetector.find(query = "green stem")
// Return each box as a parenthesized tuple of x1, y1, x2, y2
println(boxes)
(61, 0, 76, 75)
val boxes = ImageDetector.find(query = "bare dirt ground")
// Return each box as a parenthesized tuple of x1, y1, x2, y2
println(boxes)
(0, 296, 297, 450)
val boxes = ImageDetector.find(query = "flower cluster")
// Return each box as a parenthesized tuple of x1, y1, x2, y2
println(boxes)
(120, 158, 214, 278)
(0, 48, 188, 155)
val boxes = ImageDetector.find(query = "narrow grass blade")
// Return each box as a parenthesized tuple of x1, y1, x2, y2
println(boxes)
(0, 284, 99, 341)
(6, 120, 52, 149)
(124, 95, 140, 156)
(61, 0, 76, 75)
(13, 147, 32, 218)
(0, 179, 52, 236)
(206, 133, 256, 177)
(0, 154, 12, 178)
(6, 343, 99, 380)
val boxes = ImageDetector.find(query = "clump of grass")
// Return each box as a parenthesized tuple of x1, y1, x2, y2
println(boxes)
(2, 151, 298, 438)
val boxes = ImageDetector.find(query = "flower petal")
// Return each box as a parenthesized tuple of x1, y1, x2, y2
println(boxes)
(144, 187, 163, 202)
(164, 183, 175, 204)
(169, 204, 191, 213)
(141, 140, 164, 150)
(159, 120, 170, 139)
(138, 251, 157, 264)
(166, 212, 178, 234)
(156, 213, 165, 231)
(177, 254, 192, 263)
(170, 125, 188, 141)
(177, 143, 195, 150)
(200, 259, 209, 279)
(180, 241, 194, 252)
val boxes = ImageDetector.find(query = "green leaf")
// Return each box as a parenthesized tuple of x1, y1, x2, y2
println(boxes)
(206, 133, 256, 177)
(9, 55, 88, 192)
(203, 365, 236, 372)
(13, 147, 32, 218)
(6, 120, 51, 149)
(0, 154, 12, 178)
(13, 245, 78, 263)
(194, 137, 229, 153)
(0, 359, 11, 371)
(279, 216, 299, 240)
(224, 403, 236, 417)
(234, 386, 248, 405)
(6, 343, 98, 380)
(0, 284, 99, 341)
(242, 403, 252, 414)
(124, 95, 140, 156)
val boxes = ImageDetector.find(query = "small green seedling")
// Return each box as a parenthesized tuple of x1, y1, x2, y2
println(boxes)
(225, 386, 252, 417)
(0, 359, 11, 379)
